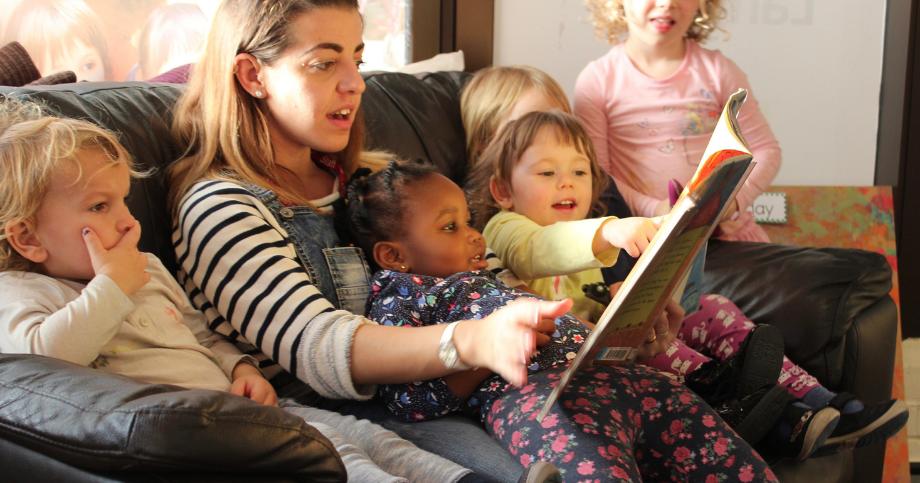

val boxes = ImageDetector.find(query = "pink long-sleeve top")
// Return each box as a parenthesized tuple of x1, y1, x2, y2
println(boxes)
(574, 41, 781, 240)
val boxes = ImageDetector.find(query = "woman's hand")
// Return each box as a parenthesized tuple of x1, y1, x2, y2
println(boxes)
(230, 362, 278, 406)
(454, 298, 572, 388)
(635, 298, 684, 360)
(596, 216, 660, 258)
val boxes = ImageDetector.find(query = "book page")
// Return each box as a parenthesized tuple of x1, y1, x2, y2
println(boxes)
(536, 89, 754, 421)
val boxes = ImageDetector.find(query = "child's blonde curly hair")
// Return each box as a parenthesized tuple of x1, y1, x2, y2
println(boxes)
(0, 99, 139, 272)
(585, 0, 726, 44)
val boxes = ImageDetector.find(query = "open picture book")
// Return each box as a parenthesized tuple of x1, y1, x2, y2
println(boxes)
(537, 88, 756, 421)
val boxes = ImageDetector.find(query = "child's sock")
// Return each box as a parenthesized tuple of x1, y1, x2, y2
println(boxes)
(803, 386, 864, 414)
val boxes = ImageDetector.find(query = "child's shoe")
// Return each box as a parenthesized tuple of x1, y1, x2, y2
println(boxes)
(684, 324, 785, 401)
(582, 281, 611, 306)
(811, 394, 908, 456)
(762, 402, 840, 462)
(684, 324, 786, 443)
(734, 323, 785, 396)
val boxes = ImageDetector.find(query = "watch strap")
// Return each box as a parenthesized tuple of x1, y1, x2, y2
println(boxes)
(438, 321, 471, 370)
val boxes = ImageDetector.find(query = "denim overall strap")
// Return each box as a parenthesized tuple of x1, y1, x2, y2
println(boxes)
(240, 182, 372, 315)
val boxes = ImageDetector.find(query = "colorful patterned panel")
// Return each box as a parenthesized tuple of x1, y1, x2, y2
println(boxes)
(759, 186, 907, 482)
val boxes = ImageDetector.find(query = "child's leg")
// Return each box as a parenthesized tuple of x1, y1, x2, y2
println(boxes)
(641, 339, 711, 379)
(680, 295, 907, 457)
(484, 366, 777, 482)
(680, 294, 821, 398)
(281, 403, 471, 483)
(308, 420, 408, 483)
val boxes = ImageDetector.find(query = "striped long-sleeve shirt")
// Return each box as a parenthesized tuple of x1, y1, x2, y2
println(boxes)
(172, 179, 375, 400)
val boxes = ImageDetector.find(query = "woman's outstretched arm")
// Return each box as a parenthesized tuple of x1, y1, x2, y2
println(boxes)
(351, 298, 572, 388)
(174, 180, 569, 398)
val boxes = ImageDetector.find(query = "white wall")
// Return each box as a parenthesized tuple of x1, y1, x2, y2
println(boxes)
(493, 0, 886, 186)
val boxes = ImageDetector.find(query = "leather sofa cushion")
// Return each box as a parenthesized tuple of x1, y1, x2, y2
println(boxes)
(703, 240, 893, 387)
(362, 71, 471, 184)
(0, 354, 345, 480)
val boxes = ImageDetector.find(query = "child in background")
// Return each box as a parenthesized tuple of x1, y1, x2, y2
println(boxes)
(575, 0, 776, 242)
(462, 65, 571, 171)
(3, 0, 111, 81)
(0, 101, 482, 483)
(574, 0, 908, 454)
(136, 3, 209, 80)
(346, 159, 779, 481)
(467, 108, 908, 460)
(461, 65, 640, 286)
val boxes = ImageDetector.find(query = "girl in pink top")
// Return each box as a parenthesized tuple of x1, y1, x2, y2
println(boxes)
(574, 0, 779, 242)
(574, 0, 907, 459)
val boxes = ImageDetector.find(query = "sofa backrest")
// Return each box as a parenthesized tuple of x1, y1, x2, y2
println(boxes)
(0, 71, 472, 274)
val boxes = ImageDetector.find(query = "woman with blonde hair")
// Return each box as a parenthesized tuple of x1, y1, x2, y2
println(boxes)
(168, 1, 566, 480)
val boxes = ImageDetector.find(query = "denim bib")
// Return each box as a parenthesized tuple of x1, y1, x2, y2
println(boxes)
(243, 183, 372, 315)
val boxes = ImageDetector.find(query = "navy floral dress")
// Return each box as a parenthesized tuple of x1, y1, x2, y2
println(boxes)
(369, 270, 777, 482)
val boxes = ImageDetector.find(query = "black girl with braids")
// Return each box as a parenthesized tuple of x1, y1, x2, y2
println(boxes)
(344, 161, 439, 271)
(345, 160, 491, 276)
(347, 162, 779, 483)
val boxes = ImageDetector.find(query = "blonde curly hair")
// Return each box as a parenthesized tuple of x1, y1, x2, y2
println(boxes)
(585, 0, 726, 44)
(0, 99, 139, 272)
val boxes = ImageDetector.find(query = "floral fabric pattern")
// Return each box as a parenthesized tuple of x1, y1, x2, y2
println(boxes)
(368, 270, 777, 482)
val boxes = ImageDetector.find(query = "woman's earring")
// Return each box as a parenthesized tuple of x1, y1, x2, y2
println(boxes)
(254, 89, 264, 98)
(399, 264, 408, 272)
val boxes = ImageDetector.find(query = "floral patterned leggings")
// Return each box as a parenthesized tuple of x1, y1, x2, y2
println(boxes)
(484, 364, 778, 482)
(369, 271, 778, 482)
(644, 294, 821, 398)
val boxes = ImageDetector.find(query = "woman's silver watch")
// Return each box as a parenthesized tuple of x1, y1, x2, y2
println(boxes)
(438, 321, 472, 370)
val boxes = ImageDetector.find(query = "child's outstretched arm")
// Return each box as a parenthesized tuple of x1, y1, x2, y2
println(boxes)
(485, 211, 615, 280)
(593, 216, 660, 258)
(484, 211, 657, 281)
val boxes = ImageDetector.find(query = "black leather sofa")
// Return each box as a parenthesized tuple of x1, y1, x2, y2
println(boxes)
(0, 71, 899, 482)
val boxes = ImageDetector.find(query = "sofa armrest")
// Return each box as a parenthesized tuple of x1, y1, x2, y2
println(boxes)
(841, 296, 898, 400)
(0, 436, 308, 483)
(846, 296, 899, 482)
(0, 354, 345, 481)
